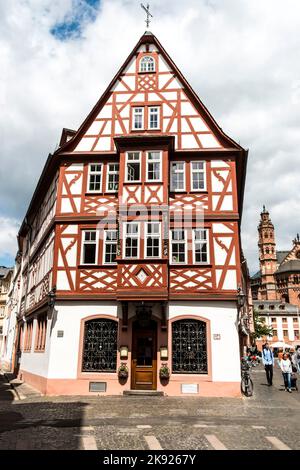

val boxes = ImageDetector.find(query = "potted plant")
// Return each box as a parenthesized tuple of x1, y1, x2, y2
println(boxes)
(159, 363, 170, 380)
(118, 363, 129, 379)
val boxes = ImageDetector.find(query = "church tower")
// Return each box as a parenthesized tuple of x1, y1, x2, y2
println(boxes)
(258, 206, 277, 300)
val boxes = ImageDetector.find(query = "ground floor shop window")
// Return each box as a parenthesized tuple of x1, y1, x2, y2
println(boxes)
(82, 319, 117, 372)
(172, 319, 208, 374)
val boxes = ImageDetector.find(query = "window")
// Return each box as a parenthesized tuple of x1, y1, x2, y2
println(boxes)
(269, 305, 275, 310)
(148, 107, 159, 129)
(172, 319, 208, 374)
(106, 163, 119, 192)
(259, 305, 264, 310)
(283, 329, 288, 337)
(124, 223, 139, 258)
(171, 230, 186, 264)
(294, 330, 299, 340)
(170, 162, 185, 191)
(81, 230, 97, 265)
(132, 107, 144, 130)
(271, 317, 276, 323)
(293, 318, 298, 323)
(193, 229, 209, 264)
(24, 320, 33, 352)
(82, 319, 117, 372)
(104, 230, 117, 264)
(145, 223, 160, 258)
(282, 317, 287, 323)
(35, 314, 47, 352)
(88, 164, 102, 192)
(279, 304, 285, 310)
(191, 161, 206, 191)
(273, 329, 277, 337)
(140, 56, 155, 73)
(126, 152, 141, 182)
(146, 151, 161, 181)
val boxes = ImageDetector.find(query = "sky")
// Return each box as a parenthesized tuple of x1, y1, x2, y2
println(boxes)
(1, 0, 300, 273)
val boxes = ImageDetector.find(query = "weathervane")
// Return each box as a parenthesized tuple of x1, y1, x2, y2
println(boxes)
(141, 3, 153, 29)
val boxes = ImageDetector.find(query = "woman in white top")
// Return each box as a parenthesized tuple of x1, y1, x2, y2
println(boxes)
(279, 353, 292, 392)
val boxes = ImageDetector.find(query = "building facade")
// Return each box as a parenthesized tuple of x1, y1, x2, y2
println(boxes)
(251, 207, 300, 348)
(0, 267, 13, 357)
(5, 32, 249, 396)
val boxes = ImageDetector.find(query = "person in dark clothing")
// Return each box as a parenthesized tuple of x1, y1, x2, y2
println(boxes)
(262, 343, 274, 386)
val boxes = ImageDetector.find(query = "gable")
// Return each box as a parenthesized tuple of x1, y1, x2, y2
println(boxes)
(61, 33, 240, 155)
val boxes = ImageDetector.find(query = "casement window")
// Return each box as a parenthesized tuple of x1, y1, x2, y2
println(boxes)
(81, 230, 97, 265)
(191, 161, 206, 191)
(126, 152, 141, 182)
(24, 320, 33, 352)
(271, 317, 276, 323)
(146, 151, 161, 181)
(104, 230, 117, 264)
(170, 162, 185, 191)
(88, 164, 102, 192)
(193, 229, 209, 264)
(148, 106, 159, 129)
(124, 223, 139, 258)
(145, 222, 161, 258)
(106, 163, 119, 192)
(133, 107, 144, 130)
(293, 318, 298, 323)
(35, 315, 47, 352)
(140, 56, 155, 73)
(170, 230, 186, 264)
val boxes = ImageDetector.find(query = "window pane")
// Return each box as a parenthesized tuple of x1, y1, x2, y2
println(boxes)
(83, 243, 96, 264)
(133, 108, 143, 129)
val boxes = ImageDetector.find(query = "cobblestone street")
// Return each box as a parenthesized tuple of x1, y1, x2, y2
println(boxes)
(0, 364, 299, 450)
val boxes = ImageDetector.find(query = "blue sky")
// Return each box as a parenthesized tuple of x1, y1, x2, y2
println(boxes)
(50, 0, 101, 40)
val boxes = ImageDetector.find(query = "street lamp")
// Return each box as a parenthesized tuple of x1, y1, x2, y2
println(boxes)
(237, 286, 246, 309)
(47, 286, 56, 308)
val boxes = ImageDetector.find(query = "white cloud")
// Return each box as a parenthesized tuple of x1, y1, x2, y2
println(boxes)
(0, 217, 19, 263)
(1, 0, 300, 272)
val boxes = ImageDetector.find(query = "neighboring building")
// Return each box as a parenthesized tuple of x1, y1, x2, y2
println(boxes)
(251, 207, 300, 306)
(0, 256, 22, 372)
(0, 267, 13, 356)
(253, 300, 300, 350)
(5, 31, 249, 396)
(251, 207, 300, 348)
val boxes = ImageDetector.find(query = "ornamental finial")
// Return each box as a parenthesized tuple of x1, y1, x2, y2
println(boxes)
(141, 3, 153, 29)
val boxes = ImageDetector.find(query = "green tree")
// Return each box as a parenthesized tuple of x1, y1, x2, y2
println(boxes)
(251, 309, 273, 341)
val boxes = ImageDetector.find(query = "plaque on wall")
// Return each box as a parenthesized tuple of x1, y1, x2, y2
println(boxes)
(181, 383, 199, 394)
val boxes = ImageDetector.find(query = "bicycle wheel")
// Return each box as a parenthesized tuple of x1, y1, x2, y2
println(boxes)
(245, 378, 254, 397)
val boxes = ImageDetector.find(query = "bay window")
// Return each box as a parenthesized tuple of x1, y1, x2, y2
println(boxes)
(170, 162, 185, 191)
(104, 230, 117, 264)
(124, 223, 139, 258)
(145, 222, 161, 258)
(146, 151, 161, 181)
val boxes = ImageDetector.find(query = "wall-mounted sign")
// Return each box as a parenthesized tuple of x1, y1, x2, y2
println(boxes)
(57, 330, 64, 338)
(213, 334, 221, 340)
(181, 383, 198, 394)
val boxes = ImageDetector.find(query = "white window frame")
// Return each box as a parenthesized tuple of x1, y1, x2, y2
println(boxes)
(125, 151, 141, 183)
(190, 161, 207, 192)
(103, 229, 118, 265)
(146, 151, 162, 182)
(169, 229, 187, 264)
(170, 161, 186, 192)
(106, 163, 119, 193)
(192, 229, 210, 265)
(140, 56, 155, 73)
(87, 163, 103, 193)
(145, 222, 161, 259)
(81, 230, 98, 265)
(123, 222, 140, 259)
(148, 106, 160, 130)
(132, 107, 144, 130)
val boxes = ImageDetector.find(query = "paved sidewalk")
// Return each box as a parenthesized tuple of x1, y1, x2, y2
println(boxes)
(0, 371, 42, 401)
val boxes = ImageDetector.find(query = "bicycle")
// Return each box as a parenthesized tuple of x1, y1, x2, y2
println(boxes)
(241, 359, 254, 397)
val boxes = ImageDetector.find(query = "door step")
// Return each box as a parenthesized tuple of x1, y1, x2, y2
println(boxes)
(123, 390, 164, 397)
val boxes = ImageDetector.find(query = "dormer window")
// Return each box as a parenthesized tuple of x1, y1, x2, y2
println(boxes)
(140, 56, 155, 73)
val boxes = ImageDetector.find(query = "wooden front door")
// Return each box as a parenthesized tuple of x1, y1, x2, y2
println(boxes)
(131, 320, 157, 390)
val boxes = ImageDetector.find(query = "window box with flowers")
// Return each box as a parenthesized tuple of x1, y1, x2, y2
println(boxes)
(159, 363, 170, 380)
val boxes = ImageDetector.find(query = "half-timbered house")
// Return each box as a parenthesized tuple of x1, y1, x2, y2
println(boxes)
(10, 32, 248, 396)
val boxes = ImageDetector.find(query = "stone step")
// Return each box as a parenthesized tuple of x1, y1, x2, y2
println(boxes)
(123, 390, 164, 397)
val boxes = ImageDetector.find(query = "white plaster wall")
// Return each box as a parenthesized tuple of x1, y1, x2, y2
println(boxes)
(168, 301, 240, 382)
(47, 301, 120, 379)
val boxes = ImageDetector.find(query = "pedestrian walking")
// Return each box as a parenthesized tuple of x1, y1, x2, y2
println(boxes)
(279, 353, 293, 393)
(292, 346, 300, 373)
(262, 343, 274, 386)
(277, 348, 284, 361)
